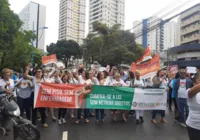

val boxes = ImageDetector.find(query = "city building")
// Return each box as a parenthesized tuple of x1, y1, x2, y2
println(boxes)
(132, 20, 142, 45)
(133, 17, 178, 53)
(58, 0, 86, 45)
(175, 17, 181, 46)
(163, 21, 176, 50)
(19, 1, 46, 52)
(169, 44, 200, 68)
(180, 3, 200, 45)
(89, 0, 125, 32)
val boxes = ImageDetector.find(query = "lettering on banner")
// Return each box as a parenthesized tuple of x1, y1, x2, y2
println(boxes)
(40, 87, 74, 103)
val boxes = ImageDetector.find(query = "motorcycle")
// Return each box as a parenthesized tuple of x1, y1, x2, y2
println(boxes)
(0, 94, 40, 140)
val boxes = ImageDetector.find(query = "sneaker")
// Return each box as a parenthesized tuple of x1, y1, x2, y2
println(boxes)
(85, 119, 89, 123)
(178, 122, 186, 127)
(58, 119, 62, 125)
(62, 118, 66, 124)
(71, 113, 75, 119)
(136, 119, 140, 125)
(139, 116, 144, 123)
(52, 117, 57, 122)
(101, 120, 104, 124)
(42, 123, 48, 128)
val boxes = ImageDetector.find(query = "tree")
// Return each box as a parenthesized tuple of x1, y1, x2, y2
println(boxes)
(0, 0, 43, 71)
(47, 40, 82, 67)
(82, 22, 144, 66)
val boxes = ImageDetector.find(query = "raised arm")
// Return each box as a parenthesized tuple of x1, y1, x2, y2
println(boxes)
(188, 83, 200, 98)
(24, 64, 33, 81)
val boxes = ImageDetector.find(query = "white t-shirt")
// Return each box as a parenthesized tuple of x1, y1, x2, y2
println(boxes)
(78, 75, 87, 85)
(134, 79, 145, 88)
(178, 79, 187, 98)
(17, 79, 32, 99)
(186, 89, 200, 130)
(111, 79, 127, 87)
(0, 78, 15, 97)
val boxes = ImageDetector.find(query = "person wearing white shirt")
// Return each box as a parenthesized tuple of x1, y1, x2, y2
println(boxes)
(110, 73, 127, 122)
(0, 68, 15, 97)
(133, 71, 145, 125)
(186, 72, 200, 140)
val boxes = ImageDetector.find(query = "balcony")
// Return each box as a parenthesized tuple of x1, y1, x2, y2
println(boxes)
(181, 24, 200, 35)
(181, 15, 200, 27)
(181, 34, 200, 44)
(180, 5, 200, 19)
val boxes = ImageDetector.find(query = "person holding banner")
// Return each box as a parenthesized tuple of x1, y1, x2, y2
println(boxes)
(125, 71, 135, 116)
(133, 71, 145, 125)
(95, 72, 106, 124)
(186, 72, 200, 140)
(151, 70, 167, 124)
(57, 74, 68, 124)
(24, 65, 48, 128)
(111, 72, 127, 122)
(75, 69, 90, 124)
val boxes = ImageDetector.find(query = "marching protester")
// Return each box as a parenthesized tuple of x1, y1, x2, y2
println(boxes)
(75, 68, 90, 124)
(95, 71, 106, 124)
(15, 76, 33, 120)
(0, 68, 15, 96)
(24, 65, 48, 128)
(133, 71, 145, 125)
(110, 72, 127, 122)
(57, 74, 68, 124)
(125, 71, 135, 116)
(186, 72, 200, 140)
(151, 70, 168, 124)
(67, 71, 78, 119)
(174, 69, 193, 126)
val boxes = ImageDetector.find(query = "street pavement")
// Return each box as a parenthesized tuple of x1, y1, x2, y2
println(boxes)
(4, 110, 189, 140)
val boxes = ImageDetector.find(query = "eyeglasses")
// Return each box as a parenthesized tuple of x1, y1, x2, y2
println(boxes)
(180, 72, 186, 75)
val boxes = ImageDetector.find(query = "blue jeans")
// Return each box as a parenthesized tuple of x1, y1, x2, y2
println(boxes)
(77, 109, 88, 120)
(152, 110, 165, 119)
(95, 109, 104, 121)
(178, 98, 189, 122)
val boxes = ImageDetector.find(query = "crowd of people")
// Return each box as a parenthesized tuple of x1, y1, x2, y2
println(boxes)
(0, 64, 199, 140)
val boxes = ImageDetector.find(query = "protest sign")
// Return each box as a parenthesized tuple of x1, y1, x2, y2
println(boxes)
(34, 84, 167, 110)
(131, 54, 161, 79)
(42, 54, 57, 65)
(136, 46, 152, 64)
(186, 67, 197, 73)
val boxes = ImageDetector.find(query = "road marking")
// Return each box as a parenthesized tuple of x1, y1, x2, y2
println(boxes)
(62, 131, 68, 140)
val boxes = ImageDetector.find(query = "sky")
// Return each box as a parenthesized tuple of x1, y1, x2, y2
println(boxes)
(9, 0, 199, 46)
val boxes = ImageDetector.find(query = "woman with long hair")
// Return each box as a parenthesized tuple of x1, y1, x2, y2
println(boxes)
(186, 72, 200, 140)
(75, 68, 90, 124)
(57, 74, 68, 124)
(24, 65, 48, 128)
(95, 72, 106, 124)
(151, 70, 168, 124)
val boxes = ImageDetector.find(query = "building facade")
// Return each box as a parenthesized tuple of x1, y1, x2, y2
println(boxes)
(132, 20, 142, 45)
(163, 21, 176, 50)
(133, 17, 178, 53)
(19, 1, 46, 52)
(180, 4, 200, 45)
(89, 0, 125, 32)
(58, 0, 86, 45)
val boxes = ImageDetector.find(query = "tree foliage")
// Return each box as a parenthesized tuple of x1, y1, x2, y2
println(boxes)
(0, 0, 42, 71)
(82, 22, 144, 66)
(47, 40, 82, 67)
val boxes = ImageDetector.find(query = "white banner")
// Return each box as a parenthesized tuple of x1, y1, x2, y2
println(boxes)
(132, 88, 167, 110)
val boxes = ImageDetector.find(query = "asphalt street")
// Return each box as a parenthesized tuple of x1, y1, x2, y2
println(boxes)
(4, 110, 189, 140)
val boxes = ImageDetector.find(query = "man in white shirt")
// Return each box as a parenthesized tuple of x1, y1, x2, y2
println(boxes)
(174, 69, 193, 126)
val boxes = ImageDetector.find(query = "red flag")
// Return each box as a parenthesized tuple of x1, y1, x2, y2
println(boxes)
(136, 46, 152, 64)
